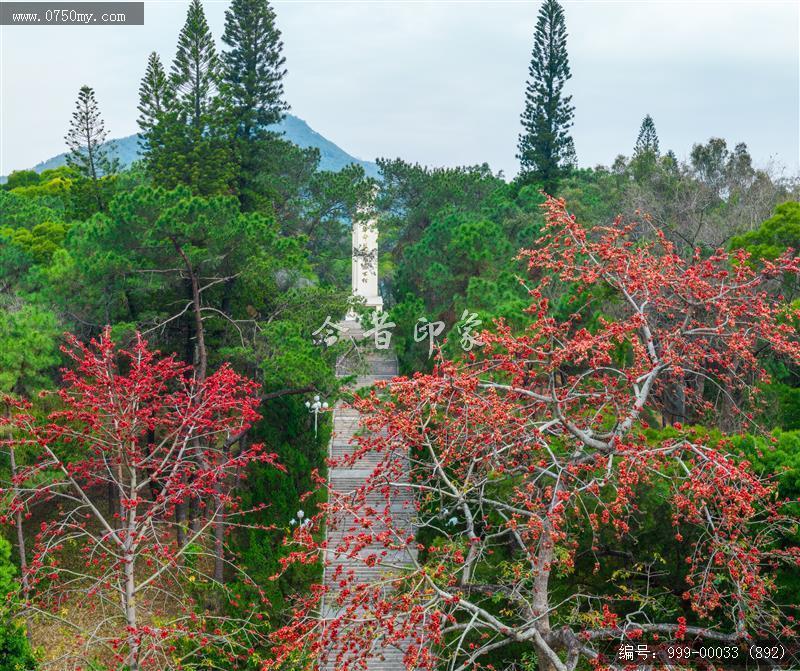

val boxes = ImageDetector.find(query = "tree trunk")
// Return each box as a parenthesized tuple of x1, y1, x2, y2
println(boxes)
(174, 241, 209, 547)
(125, 467, 140, 670)
(533, 503, 559, 671)
(189, 494, 202, 534)
(662, 379, 686, 427)
(8, 441, 33, 645)
(175, 493, 186, 548)
(124, 547, 139, 671)
(213, 479, 225, 583)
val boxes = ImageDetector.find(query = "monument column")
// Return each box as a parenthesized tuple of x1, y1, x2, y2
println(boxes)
(351, 206, 383, 312)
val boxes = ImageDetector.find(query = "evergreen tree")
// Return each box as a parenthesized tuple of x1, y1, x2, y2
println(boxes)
(661, 149, 680, 176)
(171, 0, 219, 129)
(220, 0, 289, 209)
(145, 0, 233, 195)
(137, 52, 170, 147)
(65, 85, 116, 181)
(634, 114, 660, 157)
(221, 0, 288, 140)
(65, 85, 117, 210)
(517, 0, 575, 191)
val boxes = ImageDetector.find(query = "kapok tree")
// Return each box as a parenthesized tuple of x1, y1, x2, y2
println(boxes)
(0, 330, 280, 671)
(269, 196, 800, 671)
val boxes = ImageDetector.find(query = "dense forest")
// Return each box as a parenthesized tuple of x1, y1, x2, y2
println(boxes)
(1, 0, 799, 669)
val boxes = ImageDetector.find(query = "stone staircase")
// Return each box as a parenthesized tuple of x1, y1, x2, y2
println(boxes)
(321, 318, 415, 671)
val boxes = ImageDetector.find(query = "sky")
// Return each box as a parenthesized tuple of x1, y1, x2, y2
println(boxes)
(1, 0, 798, 178)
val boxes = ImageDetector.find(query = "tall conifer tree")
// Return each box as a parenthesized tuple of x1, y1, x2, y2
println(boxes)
(144, 0, 232, 195)
(137, 52, 170, 151)
(517, 0, 575, 191)
(221, 0, 288, 140)
(220, 0, 289, 209)
(65, 85, 117, 210)
(171, 0, 219, 129)
(65, 85, 115, 181)
(634, 114, 660, 157)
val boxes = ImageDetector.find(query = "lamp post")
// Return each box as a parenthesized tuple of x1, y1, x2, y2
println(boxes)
(305, 395, 329, 436)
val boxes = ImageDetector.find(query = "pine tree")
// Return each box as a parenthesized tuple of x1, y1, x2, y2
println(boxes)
(65, 85, 117, 210)
(662, 149, 679, 176)
(146, 0, 233, 195)
(171, 0, 219, 129)
(517, 0, 575, 191)
(65, 85, 116, 180)
(634, 114, 660, 157)
(221, 0, 288, 140)
(137, 52, 170, 143)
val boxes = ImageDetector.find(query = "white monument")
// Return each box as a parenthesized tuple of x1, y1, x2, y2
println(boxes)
(351, 206, 383, 312)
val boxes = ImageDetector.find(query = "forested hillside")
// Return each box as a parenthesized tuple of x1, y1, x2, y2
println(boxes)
(1, 0, 798, 669)
(12, 114, 379, 179)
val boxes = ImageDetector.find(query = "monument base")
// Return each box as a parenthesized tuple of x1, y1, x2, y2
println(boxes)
(347, 295, 383, 319)
(364, 295, 383, 312)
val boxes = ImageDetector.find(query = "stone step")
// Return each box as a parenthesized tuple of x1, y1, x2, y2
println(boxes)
(329, 444, 377, 454)
(330, 435, 381, 444)
(332, 409, 362, 419)
(328, 451, 382, 460)
(322, 341, 412, 670)
(329, 447, 378, 456)
(329, 461, 383, 471)
(329, 462, 384, 472)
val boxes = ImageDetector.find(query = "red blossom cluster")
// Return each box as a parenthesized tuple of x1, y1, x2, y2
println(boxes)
(269, 197, 800, 671)
(1, 329, 278, 671)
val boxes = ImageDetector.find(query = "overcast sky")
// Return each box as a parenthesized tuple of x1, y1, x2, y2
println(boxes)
(1, 0, 798, 178)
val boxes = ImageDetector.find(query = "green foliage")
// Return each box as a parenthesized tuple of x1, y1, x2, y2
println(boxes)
(376, 159, 502, 255)
(137, 52, 170, 151)
(66, 85, 118, 180)
(729, 202, 800, 430)
(377, 162, 544, 370)
(8, 176, 72, 202)
(689, 137, 756, 197)
(731, 431, 800, 501)
(237, 394, 330, 615)
(0, 190, 71, 292)
(145, 113, 235, 195)
(0, 538, 16, 603)
(64, 86, 118, 216)
(516, 0, 575, 190)
(0, 538, 36, 670)
(557, 167, 622, 225)
(221, 0, 289, 207)
(730, 200, 800, 260)
(221, 0, 288, 136)
(387, 294, 428, 374)
(49, 185, 315, 344)
(3, 10, 797, 663)
(1, 221, 68, 265)
(0, 181, 68, 229)
(634, 114, 660, 157)
(243, 134, 373, 280)
(171, 0, 219, 129)
(631, 114, 660, 180)
(3, 172, 346, 658)
(0, 305, 60, 394)
(396, 212, 514, 317)
(2, 170, 40, 191)
(729, 431, 800, 599)
(771, 383, 800, 430)
(142, 0, 235, 195)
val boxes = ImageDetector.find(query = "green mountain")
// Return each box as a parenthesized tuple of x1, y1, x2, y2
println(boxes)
(17, 114, 379, 179)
